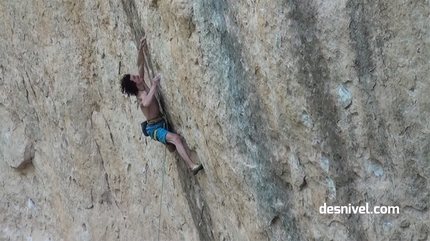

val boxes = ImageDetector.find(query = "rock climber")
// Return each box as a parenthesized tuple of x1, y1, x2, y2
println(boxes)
(120, 37, 203, 175)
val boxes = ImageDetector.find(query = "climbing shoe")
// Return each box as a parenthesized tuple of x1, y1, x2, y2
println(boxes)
(192, 164, 204, 175)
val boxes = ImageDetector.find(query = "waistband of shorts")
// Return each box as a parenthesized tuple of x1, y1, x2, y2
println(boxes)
(147, 116, 164, 125)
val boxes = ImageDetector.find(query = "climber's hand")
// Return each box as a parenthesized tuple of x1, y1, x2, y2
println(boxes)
(152, 75, 161, 86)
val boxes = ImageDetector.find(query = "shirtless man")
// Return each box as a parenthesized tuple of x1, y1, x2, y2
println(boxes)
(120, 37, 203, 175)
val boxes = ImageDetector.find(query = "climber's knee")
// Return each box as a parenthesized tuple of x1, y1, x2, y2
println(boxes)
(166, 144, 176, 153)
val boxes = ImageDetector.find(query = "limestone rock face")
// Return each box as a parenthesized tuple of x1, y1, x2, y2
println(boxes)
(1, 0, 429, 240)
(0, 109, 35, 169)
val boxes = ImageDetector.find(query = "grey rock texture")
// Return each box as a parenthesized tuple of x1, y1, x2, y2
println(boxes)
(1, 0, 429, 240)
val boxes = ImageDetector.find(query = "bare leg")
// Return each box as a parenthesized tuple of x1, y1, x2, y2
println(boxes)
(165, 132, 196, 169)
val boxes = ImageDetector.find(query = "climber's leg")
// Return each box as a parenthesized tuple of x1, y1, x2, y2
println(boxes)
(166, 144, 176, 153)
(165, 132, 197, 169)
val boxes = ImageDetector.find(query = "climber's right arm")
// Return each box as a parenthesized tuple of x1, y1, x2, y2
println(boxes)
(137, 37, 146, 69)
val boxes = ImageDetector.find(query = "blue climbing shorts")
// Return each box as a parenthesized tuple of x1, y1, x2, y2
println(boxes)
(145, 121, 169, 144)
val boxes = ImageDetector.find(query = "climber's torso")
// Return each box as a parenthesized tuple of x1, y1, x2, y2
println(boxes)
(138, 88, 161, 121)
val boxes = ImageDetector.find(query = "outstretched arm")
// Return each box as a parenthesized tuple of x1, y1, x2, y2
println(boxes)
(137, 37, 146, 67)
(137, 37, 146, 78)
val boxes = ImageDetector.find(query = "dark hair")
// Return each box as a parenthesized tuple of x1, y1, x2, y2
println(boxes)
(120, 74, 139, 96)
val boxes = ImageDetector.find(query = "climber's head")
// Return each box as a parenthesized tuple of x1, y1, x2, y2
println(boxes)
(120, 74, 142, 96)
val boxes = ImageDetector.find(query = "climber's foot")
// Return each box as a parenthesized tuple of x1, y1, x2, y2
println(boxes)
(192, 164, 204, 175)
